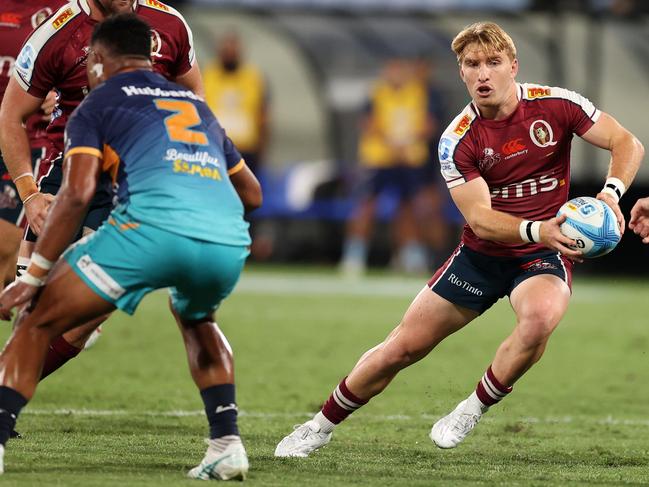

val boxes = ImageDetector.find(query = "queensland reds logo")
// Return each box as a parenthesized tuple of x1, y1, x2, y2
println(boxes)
(31, 8, 53, 29)
(529, 120, 557, 148)
(478, 147, 501, 172)
(151, 29, 163, 58)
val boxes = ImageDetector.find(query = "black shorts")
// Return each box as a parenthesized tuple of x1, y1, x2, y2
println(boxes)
(428, 244, 573, 314)
(25, 157, 113, 243)
(0, 147, 48, 226)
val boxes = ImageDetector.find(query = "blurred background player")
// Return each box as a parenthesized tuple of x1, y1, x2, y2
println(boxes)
(0, 14, 261, 478)
(339, 58, 437, 275)
(203, 30, 272, 259)
(275, 21, 643, 458)
(204, 30, 269, 177)
(411, 56, 450, 268)
(0, 0, 203, 381)
(0, 1, 66, 291)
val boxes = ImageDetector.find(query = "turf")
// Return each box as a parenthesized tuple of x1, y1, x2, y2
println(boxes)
(0, 269, 648, 486)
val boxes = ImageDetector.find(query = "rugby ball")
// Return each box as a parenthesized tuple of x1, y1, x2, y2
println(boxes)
(556, 197, 621, 258)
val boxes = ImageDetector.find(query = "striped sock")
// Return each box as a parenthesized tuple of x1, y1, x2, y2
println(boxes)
(475, 366, 512, 408)
(316, 378, 368, 432)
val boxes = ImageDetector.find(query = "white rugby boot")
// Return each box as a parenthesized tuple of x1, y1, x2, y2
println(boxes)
(274, 420, 332, 458)
(188, 437, 249, 480)
(430, 393, 486, 449)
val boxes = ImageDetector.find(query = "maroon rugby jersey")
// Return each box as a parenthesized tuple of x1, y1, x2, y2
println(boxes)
(439, 83, 601, 257)
(0, 0, 66, 149)
(13, 0, 195, 161)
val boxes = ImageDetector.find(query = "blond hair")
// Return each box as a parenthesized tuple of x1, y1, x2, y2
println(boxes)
(451, 22, 517, 63)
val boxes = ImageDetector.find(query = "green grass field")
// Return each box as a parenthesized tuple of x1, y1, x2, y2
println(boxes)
(0, 267, 648, 486)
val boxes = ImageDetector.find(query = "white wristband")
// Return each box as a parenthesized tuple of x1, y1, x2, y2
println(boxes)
(31, 252, 54, 271)
(519, 220, 542, 243)
(18, 272, 46, 287)
(601, 177, 626, 203)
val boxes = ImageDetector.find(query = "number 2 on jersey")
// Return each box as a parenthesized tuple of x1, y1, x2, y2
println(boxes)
(154, 99, 208, 146)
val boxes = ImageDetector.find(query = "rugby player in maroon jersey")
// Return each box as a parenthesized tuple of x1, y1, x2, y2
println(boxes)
(274, 22, 644, 458)
(0, 1, 66, 291)
(0, 0, 204, 380)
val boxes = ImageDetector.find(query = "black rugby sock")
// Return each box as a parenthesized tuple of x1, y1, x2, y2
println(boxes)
(200, 384, 239, 439)
(0, 386, 27, 446)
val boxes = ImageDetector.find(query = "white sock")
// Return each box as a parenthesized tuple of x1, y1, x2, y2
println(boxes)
(467, 391, 490, 414)
(312, 411, 336, 434)
(208, 435, 241, 453)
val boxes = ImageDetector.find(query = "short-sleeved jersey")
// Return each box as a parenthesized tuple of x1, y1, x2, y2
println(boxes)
(13, 0, 195, 156)
(0, 0, 67, 149)
(439, 83, 600, 257)
(64, 70, 249, 247)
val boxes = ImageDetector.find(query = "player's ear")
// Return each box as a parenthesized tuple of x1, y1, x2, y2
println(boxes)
(510, 57, 519, 78)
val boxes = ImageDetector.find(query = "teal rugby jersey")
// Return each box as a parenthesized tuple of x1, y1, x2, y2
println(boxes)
(64, 70, 250, 246)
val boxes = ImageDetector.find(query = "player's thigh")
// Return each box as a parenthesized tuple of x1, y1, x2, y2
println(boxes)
(63, 215, 165, 316)
(389, 285, 478, 356)
(20, 260, 116, 337)
(429, 245, 510, 315)
(170, 243, 249, 322)
(509, 274, 571, 343)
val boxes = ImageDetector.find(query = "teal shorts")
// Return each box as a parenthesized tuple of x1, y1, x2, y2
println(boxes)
(64, 209, 249, 320)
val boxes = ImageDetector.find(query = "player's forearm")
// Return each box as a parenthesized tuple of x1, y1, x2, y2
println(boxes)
(606, 130, 644, 190)
(0, 117, 33, 179)
(467, 205, 527, 244)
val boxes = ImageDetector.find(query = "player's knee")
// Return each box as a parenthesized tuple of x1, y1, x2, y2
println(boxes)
(380, 342, 421, 371)
(517, 310, 559, 349)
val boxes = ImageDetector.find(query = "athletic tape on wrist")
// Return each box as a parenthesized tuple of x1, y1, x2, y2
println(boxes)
(31, 252, 54, 271)
(13, 172, 33, 183)
(601, 177, 626, 203)
(18, 271, 45, 287)
(14, 172, 37, 201)
(22, 192, 40, 205)
(519, 220, 541, 244)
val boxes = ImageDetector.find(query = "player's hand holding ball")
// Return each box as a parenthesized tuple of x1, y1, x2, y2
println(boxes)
(538, 214, 584, 262)
(596, 191, 625, 234)
(556, 196, 621, 258)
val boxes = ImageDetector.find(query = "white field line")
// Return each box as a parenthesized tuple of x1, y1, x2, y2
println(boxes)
(234, 274, 633, 303)
(21, 408, 649, 427)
